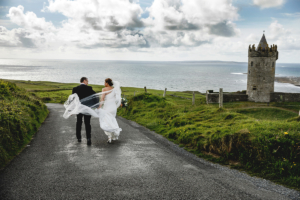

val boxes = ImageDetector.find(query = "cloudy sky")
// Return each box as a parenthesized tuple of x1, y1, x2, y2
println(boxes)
(0, 0, 299, 62)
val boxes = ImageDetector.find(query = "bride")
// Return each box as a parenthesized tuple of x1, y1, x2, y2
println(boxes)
(98, 78, 121, 143)
(63, 78, 122, 144)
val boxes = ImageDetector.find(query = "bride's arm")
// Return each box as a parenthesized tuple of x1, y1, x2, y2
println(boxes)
(101, 89, 106, 101)
(98, 89, 106, 108)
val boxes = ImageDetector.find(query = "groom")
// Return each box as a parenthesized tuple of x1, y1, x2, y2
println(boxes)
(72, 77, 96, 145)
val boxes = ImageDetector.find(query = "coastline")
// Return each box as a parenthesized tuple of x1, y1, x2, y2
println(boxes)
(275, 77, 300, 87)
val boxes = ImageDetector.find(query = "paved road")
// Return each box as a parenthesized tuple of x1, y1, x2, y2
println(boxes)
(0, 103, 299, 200)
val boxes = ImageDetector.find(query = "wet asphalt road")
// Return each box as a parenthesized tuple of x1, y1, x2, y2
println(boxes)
(0, 103, 299, 200)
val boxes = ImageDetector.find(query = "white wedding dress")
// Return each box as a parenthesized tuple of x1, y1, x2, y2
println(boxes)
(63, 81, 122, 140)
(98, 89, 121, 140)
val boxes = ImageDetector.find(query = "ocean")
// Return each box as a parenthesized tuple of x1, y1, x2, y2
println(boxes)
(0, 59, 299, 93)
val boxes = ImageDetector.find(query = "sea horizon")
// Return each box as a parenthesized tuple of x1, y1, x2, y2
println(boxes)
(1, 58, 300, 93)
(1, 58, 300, 65)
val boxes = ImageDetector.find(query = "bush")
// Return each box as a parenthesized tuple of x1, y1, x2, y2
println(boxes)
(0, 80, 19, 99)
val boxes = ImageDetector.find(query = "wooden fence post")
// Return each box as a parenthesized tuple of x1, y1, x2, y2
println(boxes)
(192, 91, 195, 105)
(206, 90, 209, 104)
(163, 88, 167, 97)
(144, 86, 147, 93)
(219, 88, 223, 108)
(134, 91, 136, 96)
(299, 110, 300, 116)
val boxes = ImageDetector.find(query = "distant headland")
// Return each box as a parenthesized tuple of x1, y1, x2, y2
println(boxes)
(275, 77, 300, 87)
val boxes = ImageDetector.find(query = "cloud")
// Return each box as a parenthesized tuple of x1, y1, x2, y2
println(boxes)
(144, 0, 238, 32)
(267, 21, 300, 51)
(281, 13, 300, 17)
(2, 0, 240, 51)
(0, 26, 36, 48)
(7, 5, 55, 31)
(41, 0, 148, 48)
(142, 0, 239, 47)
(209, 21, 237, 37)
(75, 30, 149, 49)
(3, 2, 148, 49)
(143, 30, 210, 48)
(246, 34, 259, 44)
(0, 19, 20, 29)
(253, 0, 285, 9)
(268, 20, 291, 40)
(44, 0, 144, 31)
(2, 6, 57, 49)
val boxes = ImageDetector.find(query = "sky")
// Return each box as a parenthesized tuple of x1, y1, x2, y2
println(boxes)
(0, 0, 300, 62)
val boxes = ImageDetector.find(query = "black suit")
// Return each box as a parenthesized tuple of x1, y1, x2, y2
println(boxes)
(72, 84, 96, 140)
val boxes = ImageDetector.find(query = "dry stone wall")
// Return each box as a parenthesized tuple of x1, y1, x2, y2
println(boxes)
(270, 92, 300, 102)
(206, 93, 248, 103)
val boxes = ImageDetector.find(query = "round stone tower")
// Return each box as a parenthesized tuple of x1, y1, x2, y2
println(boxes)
(247, 34, 279, 102)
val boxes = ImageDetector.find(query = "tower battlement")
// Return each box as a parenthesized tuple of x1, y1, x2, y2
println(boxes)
(248, 44, 278, 59)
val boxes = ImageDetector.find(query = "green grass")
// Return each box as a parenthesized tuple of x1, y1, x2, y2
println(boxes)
(0, 80, 49, 169)
(3, 79, 300, 190)
(118, 93, 300, 190)
(235, 108, 298, 121)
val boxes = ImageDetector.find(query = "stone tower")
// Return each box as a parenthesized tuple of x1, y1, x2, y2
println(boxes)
(247, 34, 279, 102)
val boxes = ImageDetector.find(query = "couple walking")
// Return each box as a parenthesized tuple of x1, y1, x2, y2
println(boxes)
(63, 77, 122, 145)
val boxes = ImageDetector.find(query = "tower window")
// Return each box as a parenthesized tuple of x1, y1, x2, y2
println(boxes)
(249, 70, 250, 74)
(272, 62, 275, 67)
(253, 86, 257, 90)
(251, 61, 254, 67)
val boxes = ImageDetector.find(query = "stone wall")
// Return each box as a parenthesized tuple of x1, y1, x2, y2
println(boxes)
(206, 93, 248, 103)
(206, 92, 300, 103)
(270, 92, 300, 102)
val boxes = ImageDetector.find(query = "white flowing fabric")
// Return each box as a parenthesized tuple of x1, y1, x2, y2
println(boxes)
(63, 81, 122, 138)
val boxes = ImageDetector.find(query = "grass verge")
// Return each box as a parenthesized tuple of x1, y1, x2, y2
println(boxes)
(0, 80, 48, 169)
(118, 93, 300, 190)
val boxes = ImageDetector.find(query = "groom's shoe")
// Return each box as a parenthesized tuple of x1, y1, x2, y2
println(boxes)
(78, 139, 82, 142)
(87, 138, 91, 146)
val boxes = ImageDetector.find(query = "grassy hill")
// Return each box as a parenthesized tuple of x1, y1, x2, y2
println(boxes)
(3, 79, 300, 189)
(0, 80, 48, 169)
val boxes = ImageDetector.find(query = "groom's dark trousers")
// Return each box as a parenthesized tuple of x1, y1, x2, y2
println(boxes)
(72, 84, 96, 140)
(76, 114, 91, 140)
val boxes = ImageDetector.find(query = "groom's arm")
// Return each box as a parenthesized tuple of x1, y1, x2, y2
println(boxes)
(89, 86, 96, 95)
(72, 87, 76, 94)
(89, 86, 98, 107)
